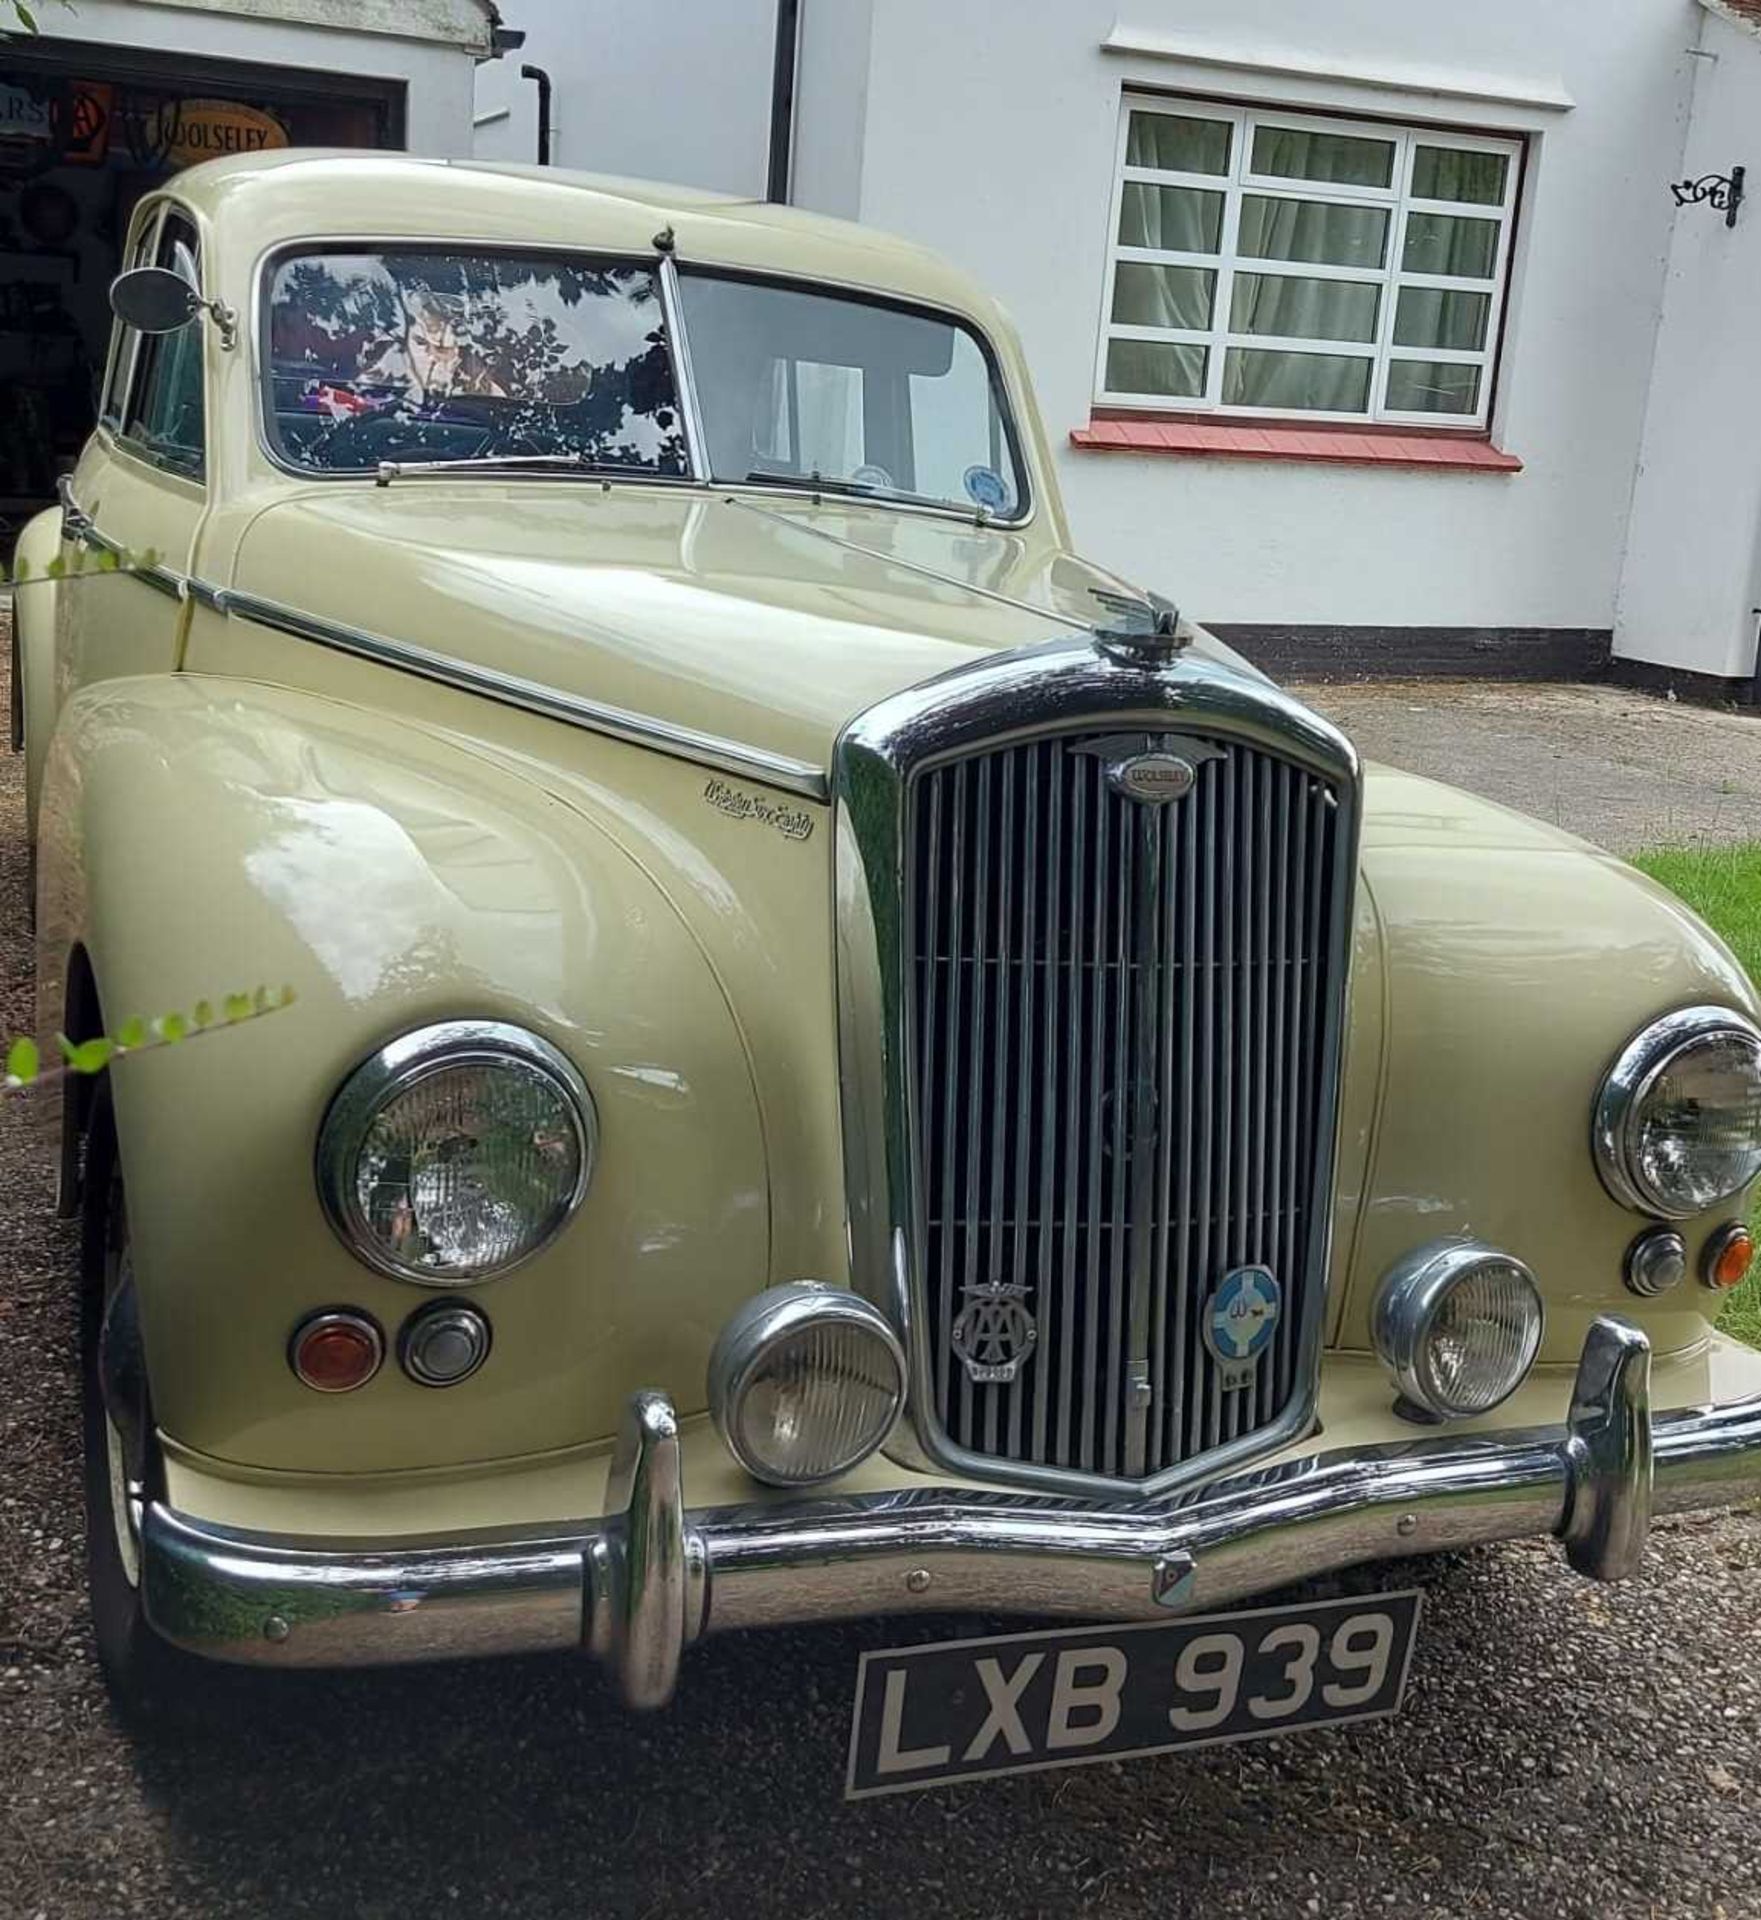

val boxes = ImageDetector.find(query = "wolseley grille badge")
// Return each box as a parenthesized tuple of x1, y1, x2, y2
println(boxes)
(950, 1282, 1037, 1384)
(1110, 752, 1196, 805)
(1073, 733, 1226, 804)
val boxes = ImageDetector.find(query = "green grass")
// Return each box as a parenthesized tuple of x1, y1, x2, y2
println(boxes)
(1628, 842, 1761, 1345)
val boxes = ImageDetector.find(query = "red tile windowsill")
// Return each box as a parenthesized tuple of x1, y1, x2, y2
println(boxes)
(1070, 417, 1523, 472)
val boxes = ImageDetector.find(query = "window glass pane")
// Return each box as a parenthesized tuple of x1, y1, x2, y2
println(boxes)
(1238, 195, 1389, 268)
(102, 216, 160, 429)
(1105, 337, 1208, 398)
(1223, 348, 1372, 411)
(682, 274, 1025, 514)
(1393, 286, 1490, 351)
(1126, 111, 1230, 176)
(1118, 181, 1224, 253)
(1412, 146, 1509, 205)
(1251, 125, 1394, 189)
(126, 218, 205, 477)
(1402, 211, 1499, 279)
(1231, 272, 1379, 343)
(1385, 359, 1482, 414)
(1111, 261, 1215, 330)
(265, 251, 687, 475)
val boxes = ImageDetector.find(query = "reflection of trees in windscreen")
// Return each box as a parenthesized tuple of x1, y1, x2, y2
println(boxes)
(269, 255, 686, 472)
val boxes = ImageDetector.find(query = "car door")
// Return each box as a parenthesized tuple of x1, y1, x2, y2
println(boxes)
(57, 202, 211, 697)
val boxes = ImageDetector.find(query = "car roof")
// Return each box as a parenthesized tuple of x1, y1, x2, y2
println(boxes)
(169, 151, 1003, 322)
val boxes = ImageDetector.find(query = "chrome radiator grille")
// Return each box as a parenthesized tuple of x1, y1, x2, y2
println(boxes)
(908, 730, 1344, 1485)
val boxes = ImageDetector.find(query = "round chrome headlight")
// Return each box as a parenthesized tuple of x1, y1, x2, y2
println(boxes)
(318, 1021, 595, 1285)
(1593, 1006, 1761, 1220)
(1373, 1242, 1544, 1420)
(709, 1284, 906, 1487)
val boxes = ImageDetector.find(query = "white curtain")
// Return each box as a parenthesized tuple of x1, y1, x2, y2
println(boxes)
(1223, 349, 1369, 412)
(1231, 274, 1379, 343)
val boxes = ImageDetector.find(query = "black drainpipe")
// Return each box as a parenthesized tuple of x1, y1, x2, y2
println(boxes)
(521, 64, 553, 166)
(767, 0, 800, 202)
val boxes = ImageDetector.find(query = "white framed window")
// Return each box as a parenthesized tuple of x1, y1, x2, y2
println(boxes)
(1096, 96, 1522, 428)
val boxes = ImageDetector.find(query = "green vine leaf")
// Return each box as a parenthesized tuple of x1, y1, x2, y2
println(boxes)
(7, 980, 296, 1097)
(58, 1036, 115, 1075)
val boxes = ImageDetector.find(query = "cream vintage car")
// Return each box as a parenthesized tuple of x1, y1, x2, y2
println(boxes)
(13, 150, 1761, 1789)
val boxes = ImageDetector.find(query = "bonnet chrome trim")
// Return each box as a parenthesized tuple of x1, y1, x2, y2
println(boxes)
(57, 482, 824, 799)
(832, 638, 1362, 1499)
(208, 581, 830, 800)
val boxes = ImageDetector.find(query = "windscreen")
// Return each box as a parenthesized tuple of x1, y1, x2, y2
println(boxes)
(675, 270, 1027, 519)
(263, 250, 688, 474)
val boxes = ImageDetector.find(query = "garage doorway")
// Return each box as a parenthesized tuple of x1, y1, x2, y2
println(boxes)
(0, 42, 404, 545)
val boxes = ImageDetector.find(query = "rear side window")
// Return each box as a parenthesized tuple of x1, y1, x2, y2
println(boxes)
(99, 214, 159, 432)
(122, 213, 206, 480)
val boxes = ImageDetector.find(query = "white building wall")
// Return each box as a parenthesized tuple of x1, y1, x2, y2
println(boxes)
(826, 0, 1698, 639)
(476, 0, 1756, 673)
(36, 0, 485, 156)
(474, 0, 776, 192)
(1614, 3, 1761, 684)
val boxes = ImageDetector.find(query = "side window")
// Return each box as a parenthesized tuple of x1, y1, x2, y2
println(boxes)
(98, 214, 159, 431)
(123, 214, 206, 479)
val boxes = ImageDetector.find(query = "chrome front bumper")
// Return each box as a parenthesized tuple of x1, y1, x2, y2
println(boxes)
(141, 1317, 1761, 1707)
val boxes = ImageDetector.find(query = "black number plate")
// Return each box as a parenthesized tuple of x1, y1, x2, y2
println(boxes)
(845, 1589, 1421, 1798)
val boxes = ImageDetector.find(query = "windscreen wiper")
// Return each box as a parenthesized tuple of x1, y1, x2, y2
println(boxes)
(738, 468, 918, 506)
(374, 452, 674, 488)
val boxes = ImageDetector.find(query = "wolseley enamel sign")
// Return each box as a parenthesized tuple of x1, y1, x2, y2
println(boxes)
(156, 99, 287, 170)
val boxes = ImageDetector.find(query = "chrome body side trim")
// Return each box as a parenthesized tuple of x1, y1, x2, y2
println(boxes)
(139, 1318, 1761, 1702)
(212, 582, 831, 801)
(56, 476, 187, 600)
(832, 638, 1361, 1498)
(57, 483, 830, 798)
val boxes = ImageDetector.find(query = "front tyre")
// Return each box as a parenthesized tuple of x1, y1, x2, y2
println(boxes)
(79, 1086, 186, 1716)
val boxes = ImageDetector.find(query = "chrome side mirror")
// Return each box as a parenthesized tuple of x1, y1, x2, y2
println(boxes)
(109, 265, 238, 351)
(109, 265, 201, 334)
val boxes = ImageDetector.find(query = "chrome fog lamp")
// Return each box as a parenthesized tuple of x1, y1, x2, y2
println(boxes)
(709, 1284, 907, 1487)
(1373, 1242, 1544, 1421)
(1594, 1006, 1761, 1220)
(318, 1021, 595, 1285)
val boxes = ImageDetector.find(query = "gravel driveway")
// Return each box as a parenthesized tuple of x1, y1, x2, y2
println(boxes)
(3, 652, 1760, 1919)
(1288, 678, 1761, 852)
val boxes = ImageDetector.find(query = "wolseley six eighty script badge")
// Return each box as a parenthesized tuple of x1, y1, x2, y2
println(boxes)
(701, 777, 814, 842)
(950, 1282, 1037, 1384)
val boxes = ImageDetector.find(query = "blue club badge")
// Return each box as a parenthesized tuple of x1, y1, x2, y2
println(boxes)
(963, 464, 1010, 513)
(1203, 1266, 1282, 1386)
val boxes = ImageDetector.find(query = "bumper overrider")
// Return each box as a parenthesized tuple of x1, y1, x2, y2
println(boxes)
(141, 1316, 1761, 1707)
